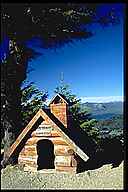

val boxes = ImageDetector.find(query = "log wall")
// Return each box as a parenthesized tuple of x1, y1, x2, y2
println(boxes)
(18, 121, 77, 173)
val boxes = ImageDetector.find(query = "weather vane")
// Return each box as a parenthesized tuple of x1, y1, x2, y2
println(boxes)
(60, 72, 64, 85)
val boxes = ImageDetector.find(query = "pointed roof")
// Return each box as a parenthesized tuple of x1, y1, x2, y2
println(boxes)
(49, 93, 69, 105)
(5, 108, 90, 164)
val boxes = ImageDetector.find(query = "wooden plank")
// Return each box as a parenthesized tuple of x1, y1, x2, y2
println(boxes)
(52, 138, 68, 145)
(32, 125, 54, 137)
(38, 123, 52, 128)
(19, 150, 37, 157)
(18, 157, 37, 166)
(31, 131, 52, 137)
(18, 156, 37, 161)
(19, 145, 37, 156)
(52, 139, 68, 145)
(19, 155, 37, 162)
(24, 166, 37, 172)
(54, 145, 71, 156)
(19, 161, 37, 167)
(76, 147, 89, 162)
(33, 133, 52, 137)
(51, 130, 60, 137)
(54, 151, 71, 156)
(26, 137, 68, 146)
(26, 137, 40, 145)
(55, 155, 72, 166)
(24, 145, 37, 150)
(55, 166, 76, 173)
(31, 129, 60, 137)
(31, 127, 60, 137)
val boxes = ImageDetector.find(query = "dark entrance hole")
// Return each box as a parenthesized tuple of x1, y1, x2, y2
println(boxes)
(37, 139, 55, 170)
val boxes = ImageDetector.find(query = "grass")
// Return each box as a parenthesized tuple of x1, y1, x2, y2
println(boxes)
(1, 161, 124, 190)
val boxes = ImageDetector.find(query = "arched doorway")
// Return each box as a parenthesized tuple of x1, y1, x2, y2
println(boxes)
(37, 139, 55, 170)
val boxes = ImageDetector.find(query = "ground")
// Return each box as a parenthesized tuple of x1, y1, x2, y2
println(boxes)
(1, 161, 124, 190)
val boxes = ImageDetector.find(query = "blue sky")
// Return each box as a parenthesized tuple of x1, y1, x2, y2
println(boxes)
(26, 5, 124, 102)
(1, 4, 124, 103)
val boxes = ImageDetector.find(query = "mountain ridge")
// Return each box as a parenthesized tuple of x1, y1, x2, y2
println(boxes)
(81, 101, 123, 120)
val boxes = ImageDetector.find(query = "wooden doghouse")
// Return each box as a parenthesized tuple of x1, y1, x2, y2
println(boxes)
(6, 94, 97, 173)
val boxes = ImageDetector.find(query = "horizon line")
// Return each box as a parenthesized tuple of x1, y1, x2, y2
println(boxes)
(80, 96, 123, 103)
(45, 95, 123, 105)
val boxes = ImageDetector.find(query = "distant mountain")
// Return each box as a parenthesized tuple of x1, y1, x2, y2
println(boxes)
(81, 101, 123, 120)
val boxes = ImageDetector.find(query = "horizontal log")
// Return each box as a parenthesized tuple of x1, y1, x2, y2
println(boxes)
(55, 155, 72, 166)
(31, 131, 52, 137)
(19, 150, 37, 157)
(24, 145, 37, 150)
(38, 122, 51, 128)
(26, 137, 40, 145)
(55, 166, 76, 173)
(19, 161, 37, 167)
(54, 145, 71, 156)
(32, 131, 60, 137)
(26, 137, 68, 146)
(18, 156, 37, 161)
(19, 145, 37, 156)
(50, 130, 60, 137)
(52, 139, 68, 145)
(18, 162, 37, 168)
(18, 157, 37, 166)
(24, 166, 37, 172)
(26, 138, 35, 145)
(54, 152, 71, 156)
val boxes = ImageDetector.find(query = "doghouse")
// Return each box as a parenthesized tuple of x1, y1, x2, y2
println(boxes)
(6, 94, 97, 173)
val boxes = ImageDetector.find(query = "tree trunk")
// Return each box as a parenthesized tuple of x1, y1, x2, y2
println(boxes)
(1, 43, 27, 168)
(1, 129, 17, 167)
(1, 85, 22, 167)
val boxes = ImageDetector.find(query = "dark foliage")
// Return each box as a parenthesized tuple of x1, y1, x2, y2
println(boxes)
(77, 137, 124, 173)
(1, 3, 120, 48)
(95, 114, 123, 142)
(21, 81, 48, 128)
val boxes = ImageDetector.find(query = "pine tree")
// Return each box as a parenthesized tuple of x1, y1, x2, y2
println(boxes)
(21, 81, 48, 128)
(1, 81, 48, 148)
